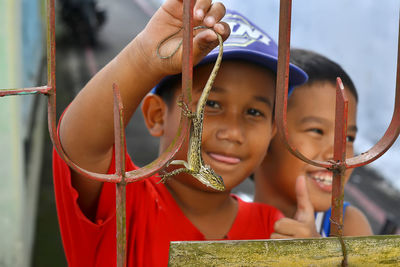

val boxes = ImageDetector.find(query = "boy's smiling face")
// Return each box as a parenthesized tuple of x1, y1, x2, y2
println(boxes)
(158, 60, 276, 191)
(262, 81, 357, 212)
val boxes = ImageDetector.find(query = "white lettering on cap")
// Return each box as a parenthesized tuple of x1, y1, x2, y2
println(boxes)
(223, 13, 272, 47)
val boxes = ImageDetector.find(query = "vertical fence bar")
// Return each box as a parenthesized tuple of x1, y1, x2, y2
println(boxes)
(330, 78, 348, 237)
(46, 0, 58, 156)
(276, 0, 292, 145)
(182, 0, 194, 105)
(47, 0, 55, 92)
(113, 84, 127, 267)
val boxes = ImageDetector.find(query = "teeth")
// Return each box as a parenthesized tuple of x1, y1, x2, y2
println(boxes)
(309, 173, 333, 185)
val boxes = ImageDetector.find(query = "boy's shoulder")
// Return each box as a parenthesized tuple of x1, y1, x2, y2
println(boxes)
(234, 195, 284, 222)
(343, 205, 373, 236)
(228, 195, 283, 239)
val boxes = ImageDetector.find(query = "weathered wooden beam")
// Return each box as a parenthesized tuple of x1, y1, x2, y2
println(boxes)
(169, 235, 400, 266)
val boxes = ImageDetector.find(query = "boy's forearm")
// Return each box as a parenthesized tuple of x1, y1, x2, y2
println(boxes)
(60, 36, 163, 173)
(59, 35, 164, 219)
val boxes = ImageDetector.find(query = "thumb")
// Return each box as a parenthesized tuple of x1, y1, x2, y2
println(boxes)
(294, 176, 315, 223)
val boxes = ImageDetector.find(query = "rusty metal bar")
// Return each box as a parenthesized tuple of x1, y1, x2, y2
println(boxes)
(331, 78, 349, 266)
(182, 0, 194, 105)
(113, 83, 127, 267)
(0, 86, 50, 97)
(330, 78, 348, 236)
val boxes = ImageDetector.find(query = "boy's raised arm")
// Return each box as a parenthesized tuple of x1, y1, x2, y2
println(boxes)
(58, 0, 230, 219)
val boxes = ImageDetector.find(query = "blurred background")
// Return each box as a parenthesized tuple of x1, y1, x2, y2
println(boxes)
(0, 0, 399, 266)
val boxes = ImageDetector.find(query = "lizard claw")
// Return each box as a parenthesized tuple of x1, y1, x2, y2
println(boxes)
(157, 176, 169, 184)
(156, 171, 170, 184)
(177, 98, 195, 119)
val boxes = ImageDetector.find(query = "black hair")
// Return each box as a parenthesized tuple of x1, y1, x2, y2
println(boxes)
(290, 49, 358, 102)
(156, 73, 182, 106)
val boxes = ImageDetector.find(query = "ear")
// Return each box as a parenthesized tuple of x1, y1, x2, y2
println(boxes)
(141, 93, 167, 137)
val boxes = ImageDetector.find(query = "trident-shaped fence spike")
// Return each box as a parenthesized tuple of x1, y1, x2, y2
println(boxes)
(275, 0, 400, 239)
(112, 83, 127, 267)
(1, 0, 194, 265)
(330, 77, 348, 237)
(44, 0, 193, 185)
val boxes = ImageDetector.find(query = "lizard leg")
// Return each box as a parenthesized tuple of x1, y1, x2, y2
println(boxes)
(177, 98, 196, 119)
(158, 167, 194, 184)
(168, 160, 190, 169)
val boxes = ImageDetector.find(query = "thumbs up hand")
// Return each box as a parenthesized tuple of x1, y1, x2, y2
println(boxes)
(271, 176, 321, 239)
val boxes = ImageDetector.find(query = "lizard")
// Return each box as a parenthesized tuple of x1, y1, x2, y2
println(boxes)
(156, 26, 225, 191)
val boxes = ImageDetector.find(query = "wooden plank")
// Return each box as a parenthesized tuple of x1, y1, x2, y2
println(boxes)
(169, 235, 400, 266)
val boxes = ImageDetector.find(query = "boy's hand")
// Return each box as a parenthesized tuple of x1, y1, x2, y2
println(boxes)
(271, 176, 321, 239)
(134, 0, 230, 78)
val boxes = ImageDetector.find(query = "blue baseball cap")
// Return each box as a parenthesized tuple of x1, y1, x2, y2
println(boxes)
(152, 10, 308, 94)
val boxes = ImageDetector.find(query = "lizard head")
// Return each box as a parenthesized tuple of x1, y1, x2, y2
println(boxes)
(197, 165, 225, 191)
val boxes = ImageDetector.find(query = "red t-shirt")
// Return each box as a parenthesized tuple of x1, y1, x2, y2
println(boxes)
(53, 148, 283, 266)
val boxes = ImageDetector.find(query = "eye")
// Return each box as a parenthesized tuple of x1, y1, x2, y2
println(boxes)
(206, 100, 220, 109)
(346, 135, 356, 143)
(247, 108, 264, 117)
(307, 128, 323, 135)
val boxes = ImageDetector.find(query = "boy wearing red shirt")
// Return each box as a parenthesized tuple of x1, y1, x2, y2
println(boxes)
(53, 1, 308, 266)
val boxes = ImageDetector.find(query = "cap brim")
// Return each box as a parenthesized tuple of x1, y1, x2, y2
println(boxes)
(152, 50, 308, 95)
(199, 48, 308, 88)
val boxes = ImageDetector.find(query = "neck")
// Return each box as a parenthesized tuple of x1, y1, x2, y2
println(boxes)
(166, 176, 233, 215)
(165, 175, 238, 239)
(253, 170, 297, 218)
